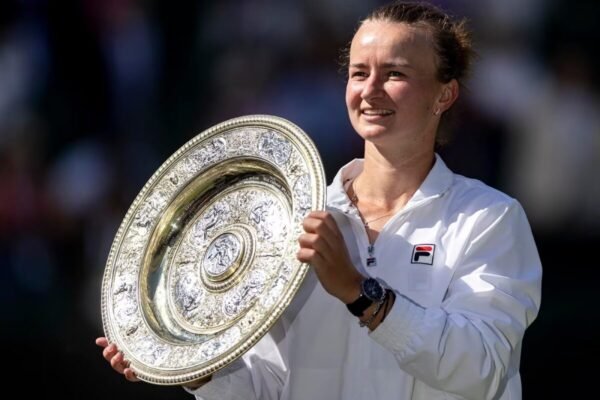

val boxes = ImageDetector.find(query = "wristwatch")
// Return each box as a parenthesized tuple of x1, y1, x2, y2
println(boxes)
(346, 277, 385, 317)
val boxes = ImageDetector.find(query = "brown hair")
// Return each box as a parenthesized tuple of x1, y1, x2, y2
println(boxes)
(342, 1, 474, 88)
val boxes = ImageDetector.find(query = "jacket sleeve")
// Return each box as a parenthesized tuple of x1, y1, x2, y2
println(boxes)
(370, 200, 542, 400)
(185, 331, 287, 400)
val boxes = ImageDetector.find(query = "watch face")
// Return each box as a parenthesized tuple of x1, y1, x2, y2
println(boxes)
(362, 278, 384, 302)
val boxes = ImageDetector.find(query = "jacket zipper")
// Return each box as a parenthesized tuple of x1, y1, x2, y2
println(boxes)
(351, 195, 442, 268)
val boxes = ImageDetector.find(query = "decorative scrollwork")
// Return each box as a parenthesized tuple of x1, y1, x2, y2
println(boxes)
(101, 115, 324, 384)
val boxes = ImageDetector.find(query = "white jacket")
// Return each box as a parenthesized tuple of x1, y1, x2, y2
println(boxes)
(190, 155, 542, 400)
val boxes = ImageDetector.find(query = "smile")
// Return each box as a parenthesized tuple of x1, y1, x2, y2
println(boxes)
(361, 109, 394, 116)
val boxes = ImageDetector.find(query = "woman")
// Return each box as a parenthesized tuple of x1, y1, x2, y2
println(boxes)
(98, 2, 542, 399)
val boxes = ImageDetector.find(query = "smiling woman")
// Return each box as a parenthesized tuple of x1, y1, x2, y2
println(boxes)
(97, 2, 542, 400)
(343, 6, 472, 146)
(346, 21, 456, 154)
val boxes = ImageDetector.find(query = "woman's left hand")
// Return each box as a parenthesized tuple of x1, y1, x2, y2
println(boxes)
(297, 211, 363, 303)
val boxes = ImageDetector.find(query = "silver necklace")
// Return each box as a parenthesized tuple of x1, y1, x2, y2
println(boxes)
(349, 178, 398, 268)
(350, 191, 395, 228)
(349, 180, 397, 228)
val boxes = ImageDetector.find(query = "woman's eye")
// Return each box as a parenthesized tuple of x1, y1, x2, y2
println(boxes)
(388, 71, 405, 78)
(350, 71, 368, 79)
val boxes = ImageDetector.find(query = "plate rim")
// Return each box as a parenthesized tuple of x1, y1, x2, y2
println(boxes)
(100, 114, 325, 385)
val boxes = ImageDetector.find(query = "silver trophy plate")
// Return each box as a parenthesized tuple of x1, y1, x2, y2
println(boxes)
(100, 115, 325, 385)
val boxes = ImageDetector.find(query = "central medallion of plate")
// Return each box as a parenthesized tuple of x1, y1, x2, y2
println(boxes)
(204, 233, 242, 280)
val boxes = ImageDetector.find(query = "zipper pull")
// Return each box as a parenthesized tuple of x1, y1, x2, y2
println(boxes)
(366, 244, 377, 267)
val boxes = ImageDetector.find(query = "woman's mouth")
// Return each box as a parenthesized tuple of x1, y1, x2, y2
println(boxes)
(361, 108, 394, 119)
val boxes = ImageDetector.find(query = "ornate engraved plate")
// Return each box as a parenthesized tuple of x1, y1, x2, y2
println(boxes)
(101, 115, 325, 385)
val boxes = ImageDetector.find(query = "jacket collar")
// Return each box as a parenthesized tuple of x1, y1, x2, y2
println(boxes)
(327, 153, 454, 213)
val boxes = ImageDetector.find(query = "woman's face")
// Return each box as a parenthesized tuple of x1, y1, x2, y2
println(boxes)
(346, 20, 447, 147)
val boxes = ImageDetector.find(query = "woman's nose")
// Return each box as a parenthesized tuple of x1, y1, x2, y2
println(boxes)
(361, 74, 384, 100)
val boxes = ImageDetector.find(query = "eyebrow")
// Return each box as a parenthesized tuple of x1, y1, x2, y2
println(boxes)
(349, 62, 413, 69)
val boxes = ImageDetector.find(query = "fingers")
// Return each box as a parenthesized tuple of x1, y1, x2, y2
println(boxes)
(296, 246, 325, 265)
(302, 211, 341, 237)
(102, 343, 118, 361)
(98, 338, 139, 382)
(124, 368, 140, 382)
(301, 212, 342, 250)
(298, 233, 332, 256)
(104, 344, 127, 374)
(110, 350, 127, 374)
(298, 212, 348, 266)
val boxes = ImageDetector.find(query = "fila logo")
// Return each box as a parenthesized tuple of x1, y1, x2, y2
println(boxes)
(411, 244, 435, 265)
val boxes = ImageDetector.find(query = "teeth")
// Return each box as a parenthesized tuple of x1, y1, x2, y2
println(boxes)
(362, 109, 393, 116)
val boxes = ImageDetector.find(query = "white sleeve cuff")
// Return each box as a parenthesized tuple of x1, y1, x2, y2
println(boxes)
(369, 293, 426, 357)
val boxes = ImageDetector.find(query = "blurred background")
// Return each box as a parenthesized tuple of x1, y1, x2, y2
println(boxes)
(1, 0, 598, 398)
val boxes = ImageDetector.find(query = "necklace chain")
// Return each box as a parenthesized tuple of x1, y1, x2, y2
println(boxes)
(350, 179, 397, 228)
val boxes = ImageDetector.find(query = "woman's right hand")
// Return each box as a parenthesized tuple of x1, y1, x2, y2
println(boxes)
(95, 336, 212, 389)
(95, 337, 140, 382)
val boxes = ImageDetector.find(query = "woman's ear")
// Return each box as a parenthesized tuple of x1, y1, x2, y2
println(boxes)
(435, 79, 459, 114)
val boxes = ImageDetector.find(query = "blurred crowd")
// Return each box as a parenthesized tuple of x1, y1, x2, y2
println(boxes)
(1, 0, 598, 398)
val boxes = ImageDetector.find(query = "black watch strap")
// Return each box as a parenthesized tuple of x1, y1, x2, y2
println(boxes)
(346, 294, 373, 317)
